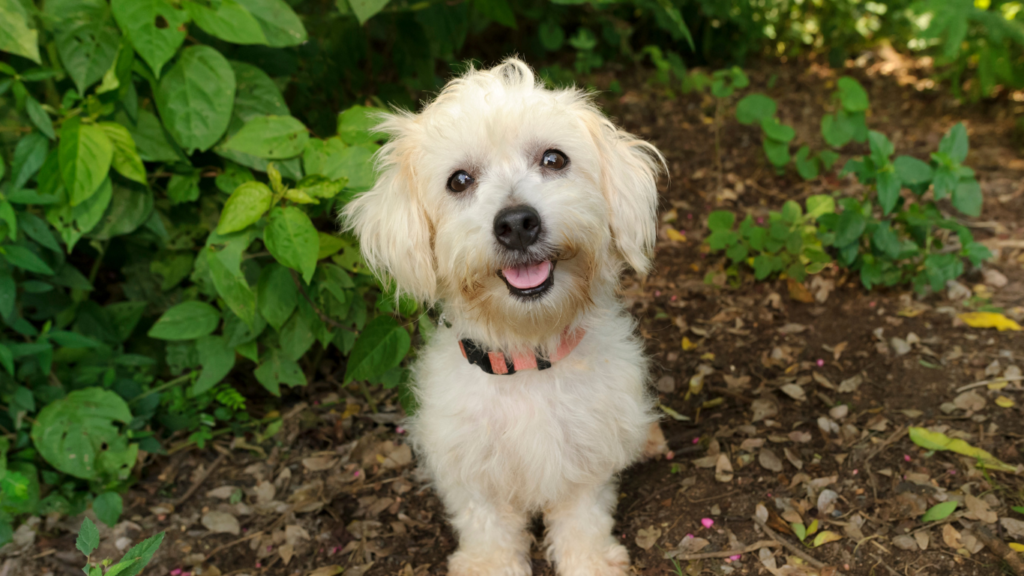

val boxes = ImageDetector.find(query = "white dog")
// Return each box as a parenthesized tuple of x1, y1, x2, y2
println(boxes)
(344, 58, 666, 576)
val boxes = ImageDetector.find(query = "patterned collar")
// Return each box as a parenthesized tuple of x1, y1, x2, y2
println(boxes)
(457, 328, 586, 375)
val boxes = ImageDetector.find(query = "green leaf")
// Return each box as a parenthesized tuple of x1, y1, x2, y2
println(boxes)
(952, 180, 982, 217)
(167, 171, 200, 204)
(60, 117, 114, 206)
(924, 253, 963, 292)
(116, 531, 165, 576)
(834, 211, 866, 247)
(538, 20, 564, 51)
(55, 15, 121, 95)
(939, 122, 969, 164)
(872, 222, 901, 259)
(317, 232, 346, 259)
(280, 311, 316, 361)
(867, 130, 894, 167)
(129, 109, 183, 162)
(254, 347, 305, 395)
(11, 131, 50, 191)
(805, 195, 835, 219)
(759, 117, 795, 143)
(473, 0, 516, 29)
(217, 181, 272, 234)
(707, 211, 735, 232)
(30, 388, 134, 480)
(223, 115, 309, 159)
(208, 247, 256, 327)
(876, 170, 902, 215)
(752, 254, 773, 280)
(235, 0, 308, 47)
(93, 492, 122, 527)
(0, 200, 15, 240)
(147, 301, 221, 340)
(337, 106, 385, 146)
(735, 94, 776, 126)
(836, 76, 869, 112)
(216, 161, 254, 194)
(817, 150, 840, 170)
(893, 155, 933, 186)
(0, 0, 41, 63)
(294, 175, 346, 200)
(96, 122, 147, 184)
(77, 517, 100, 557)
(185, 0, 267, 45)
(820, 112, 854, 149)
(348, 0, 391, 24)
(781, 200, 802, 224)
(46, 176, 114, 252)
(156, 45, 236, 153)
(92, 182, 154, 240)
(265, 206, 319, 284)
(257, 263, 298, 331)
(111, 0, 189, 76)
(345, 315, 411, 384)
(762, 138, 790, 167)
(794, 145, 819, 180)
(921, 501, 958, 523)
(3, 245, 54, 275)
(0, 342, 12, 376)
(25, 96, 55, 139)
(230, 61, 289, 121)
(932, 165, 957, 200)
(192, 335, 235, 395)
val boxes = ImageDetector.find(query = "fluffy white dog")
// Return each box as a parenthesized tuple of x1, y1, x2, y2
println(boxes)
(344, 58, 666, 576)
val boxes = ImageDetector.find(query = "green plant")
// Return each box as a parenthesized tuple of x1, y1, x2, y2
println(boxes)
(77, 517, 163, 576)
(706, 123, 991, 293)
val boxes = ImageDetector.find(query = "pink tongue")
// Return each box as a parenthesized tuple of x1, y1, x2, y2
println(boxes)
(502, 261, 551, 290)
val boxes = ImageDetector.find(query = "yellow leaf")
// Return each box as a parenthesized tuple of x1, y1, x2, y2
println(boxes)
(1009, 542, 1024, 553)
(658, 404, 690, 421)
(806, 519, 819, 537)
(812, 530, 843, 547)
(682, 337, 699, 351)
(666, 227, 686, 242)
(996, 396, 1016, 408)
(897, 308, 925, 318)
(909, 427, 1018, 473)
(700, 352, 715, 361)
(988, 380, 1009, 391)
(958, 312, 1022, 332)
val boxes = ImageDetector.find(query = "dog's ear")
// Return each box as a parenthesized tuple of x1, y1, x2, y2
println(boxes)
(581, 108, 665, 276)
(342, 114, 436, 303)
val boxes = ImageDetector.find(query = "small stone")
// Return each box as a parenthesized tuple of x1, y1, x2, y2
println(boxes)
(829, 405, 849, 420)
(983, 269, 1008, 288)
(891, 337, 911, 356)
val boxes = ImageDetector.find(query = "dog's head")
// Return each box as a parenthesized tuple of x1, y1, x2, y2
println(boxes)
(343, 58, 663, 347)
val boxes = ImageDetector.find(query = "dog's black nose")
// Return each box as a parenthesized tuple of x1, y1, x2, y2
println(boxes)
(493, 205, 541, 251)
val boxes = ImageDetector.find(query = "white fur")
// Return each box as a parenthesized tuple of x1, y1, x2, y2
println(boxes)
(342, 58, 665, 576)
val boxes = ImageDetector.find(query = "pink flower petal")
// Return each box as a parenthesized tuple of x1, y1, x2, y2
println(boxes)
(701, 518, 714, 529)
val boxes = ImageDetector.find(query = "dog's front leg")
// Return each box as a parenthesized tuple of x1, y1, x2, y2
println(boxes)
(445, 489, 533, 576)
(544, 480, 629, 576)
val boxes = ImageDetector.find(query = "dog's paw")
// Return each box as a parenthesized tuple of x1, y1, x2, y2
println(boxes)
(448, 550, 532, 576)
(556, 543, 630, 576)
(641, 421, 669, 460)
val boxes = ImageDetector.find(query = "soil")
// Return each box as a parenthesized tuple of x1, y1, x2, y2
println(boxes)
(6, 50, 1024, 576)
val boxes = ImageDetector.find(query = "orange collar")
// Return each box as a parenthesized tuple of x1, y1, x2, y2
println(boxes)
(458, 328, 585, 375)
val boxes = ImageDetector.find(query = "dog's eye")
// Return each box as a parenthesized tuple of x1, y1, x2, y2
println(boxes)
(541, 150, 568, 170)
(447, 170, 474, 193)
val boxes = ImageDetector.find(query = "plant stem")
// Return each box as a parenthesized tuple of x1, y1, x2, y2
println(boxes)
(359, 380, 378, 414)
(87, 241, 108, 284)
(166, 415, 280, 455)
(714, 98, 723, 194)
(130, 371, 197, 405)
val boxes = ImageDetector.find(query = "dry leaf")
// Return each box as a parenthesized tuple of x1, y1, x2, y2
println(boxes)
(838, 375, 862, 393)
(779, 323, 808, 335)
(957, 312, 1022, 331)
(780, 384, 806, 402)
(715, 453, 734, 482)
(953, 391, 986, 413)
(812, 531, 843, 547)
(964, 495, 998, 524)
(787, 278, 814, 303)
(759, 448, 784, 472)
(914, 531, 930, 550)
(724, 374, 751, 390)
(279, 543, 294, 565)
(893, 535, 918, 551)
(383, 444, 413, 469)
(682, 337, 699, 351)
(751, 398, 778, 422)
(831, 341, 848, 360)
(1001, 517, 1024, 539)
(783, 447, 804, 470)
(206, 486, 237, 500)
(308, 567, 344, 576)
(635, 526, 662, 550)
(756, 504, 769, 524)
(666, 227, 686, 242)
(789, 430, 812, 443)
(812, 372, 835, 390)
(302, 456, 339, 472)
(942, 524, 962, 549)
(201, 511, 240, 535)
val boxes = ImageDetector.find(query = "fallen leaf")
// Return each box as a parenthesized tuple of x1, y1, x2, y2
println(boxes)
(996, 396, 1016, 408)
(922, 501, 959, 523)
(1001, 517, 1024, 539)
(778, 323, 808, 335)
(658, 404, 690, 421)
(302, 456, 339, 472)
(279, 542, 294, 564)
(724, 374, 751, 390)
(206, 486, 237, 500)
(914, 531, 930, 550)
(909, 427, 1017, 473)
(953, 391, 986, 412)
(755, 504, 769, 524)
(254, 481, 276, 504)
(957, 312, 1022, 331)
(751, 398, 778, 422)
(780, 384, 806, 401)
(942, 524, 963, 549)
(965, 494, 998, 524)
(831, 342, 848, 360)
(759, 448, 784, 472)
(1010, 542, 1024, 553)
(635, 526, 662, 550)
(783, 447, 803, 470)
(666, 227, 686, 242)
(838, 375, 862, 393)
(682, 337, 699, 351)
(308, 567, 344, 576)
(201, 511, 241, 535)
(812, 531, 843, 547)
(817, 489, 839, 514)
(893, 535, 918, 551)
(715, 453, 734, 482)
(787, 278, 814, 303)
(828, 405, 848, 420)
(383, 444, 413, 469)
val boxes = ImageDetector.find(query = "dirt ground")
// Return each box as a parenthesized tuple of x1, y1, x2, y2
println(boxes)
(5, 50, 1024, 576)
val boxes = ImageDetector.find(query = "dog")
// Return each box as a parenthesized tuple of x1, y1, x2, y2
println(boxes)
(343, 58, 666, 576)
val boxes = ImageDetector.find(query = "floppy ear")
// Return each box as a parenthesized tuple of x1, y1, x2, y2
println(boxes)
(583, 109, 665, 276)
(341, 114, 437, 303)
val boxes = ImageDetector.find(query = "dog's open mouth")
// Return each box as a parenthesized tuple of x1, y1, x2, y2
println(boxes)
(498, 260, 555, 299)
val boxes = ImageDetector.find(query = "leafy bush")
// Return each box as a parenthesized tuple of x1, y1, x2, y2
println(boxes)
(77, 517, 163, 576)
(706, 123, 992, 292)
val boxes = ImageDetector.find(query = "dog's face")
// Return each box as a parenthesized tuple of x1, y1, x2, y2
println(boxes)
(344, 59, 663, 347)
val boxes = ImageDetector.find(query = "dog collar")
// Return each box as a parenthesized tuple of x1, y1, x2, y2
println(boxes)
(458, 328, 585, 375)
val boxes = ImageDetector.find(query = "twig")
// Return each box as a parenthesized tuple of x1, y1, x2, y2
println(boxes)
(752, 515, 841, 574)
(289, 269, 344, 329)
(975, 525, 1024, 575)
(908, 512, 964, 536)
(956, 376, 1024, 393)
(863, 425, 908, 464)
(204, 530, 264, 561)
(173, 453, 227, 506)
(870, 554, 901, 576)
(671, 540, 780, 561)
